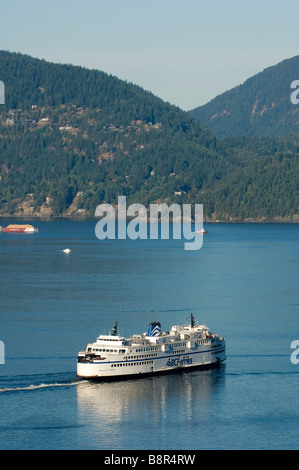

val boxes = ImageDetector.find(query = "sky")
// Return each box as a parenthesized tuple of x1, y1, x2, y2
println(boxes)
(0, 0, 299, 110)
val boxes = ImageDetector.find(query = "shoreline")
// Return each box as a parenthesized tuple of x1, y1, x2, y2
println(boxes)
(0, 215, 298, 224)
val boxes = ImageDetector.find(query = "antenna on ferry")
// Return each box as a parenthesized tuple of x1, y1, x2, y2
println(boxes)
(112, 322, 118, 336)
(191, 313, 195, 328)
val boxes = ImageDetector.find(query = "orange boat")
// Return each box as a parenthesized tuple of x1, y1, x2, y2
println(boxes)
(3, 224, 38, 233)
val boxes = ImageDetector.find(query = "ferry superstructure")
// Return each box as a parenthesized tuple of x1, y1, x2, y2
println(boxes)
(77, 315, 226, 380)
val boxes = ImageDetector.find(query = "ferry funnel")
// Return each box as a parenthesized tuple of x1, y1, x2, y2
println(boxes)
(112, 322, 118, 336)
(148, 322, 162, 337)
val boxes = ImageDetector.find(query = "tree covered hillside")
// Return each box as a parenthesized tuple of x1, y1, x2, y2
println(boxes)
(0, 51, 298, 221)
(190, 56, 299, 138)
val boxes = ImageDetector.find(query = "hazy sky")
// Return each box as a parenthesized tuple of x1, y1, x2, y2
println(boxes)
(0, 0, 299, 110)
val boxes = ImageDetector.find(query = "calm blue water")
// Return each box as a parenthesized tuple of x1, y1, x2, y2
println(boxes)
(0, 220, 298, 450)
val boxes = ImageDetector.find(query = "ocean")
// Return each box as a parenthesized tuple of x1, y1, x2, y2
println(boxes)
(0, 220, 298, 450)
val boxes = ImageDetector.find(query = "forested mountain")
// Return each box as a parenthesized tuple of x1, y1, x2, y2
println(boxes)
(0, 51, 298, 221)
(190, 56, 299, 138)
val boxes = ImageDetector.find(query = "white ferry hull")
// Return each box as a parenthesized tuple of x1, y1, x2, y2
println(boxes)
(77, 341, 226, 380)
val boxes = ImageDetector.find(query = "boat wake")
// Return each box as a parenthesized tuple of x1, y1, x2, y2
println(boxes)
(0, 379, 87, 394)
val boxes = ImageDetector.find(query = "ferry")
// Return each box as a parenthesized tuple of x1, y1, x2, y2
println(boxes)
(77, 315, 226, 380)
(3, 224, 38, 233)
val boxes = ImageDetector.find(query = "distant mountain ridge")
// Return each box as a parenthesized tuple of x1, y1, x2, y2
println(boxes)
(190, 56, 299, 137)
(0, 51, 298, 221)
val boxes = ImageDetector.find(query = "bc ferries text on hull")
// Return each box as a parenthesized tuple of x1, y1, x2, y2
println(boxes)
(77, 315, 226, 380)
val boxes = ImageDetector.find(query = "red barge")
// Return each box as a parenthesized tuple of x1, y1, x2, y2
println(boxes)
(1, 224, 38, 233)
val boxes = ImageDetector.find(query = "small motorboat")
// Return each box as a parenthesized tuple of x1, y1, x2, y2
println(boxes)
(63, 248, 71, 254)
(196, 229, 208, 235)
